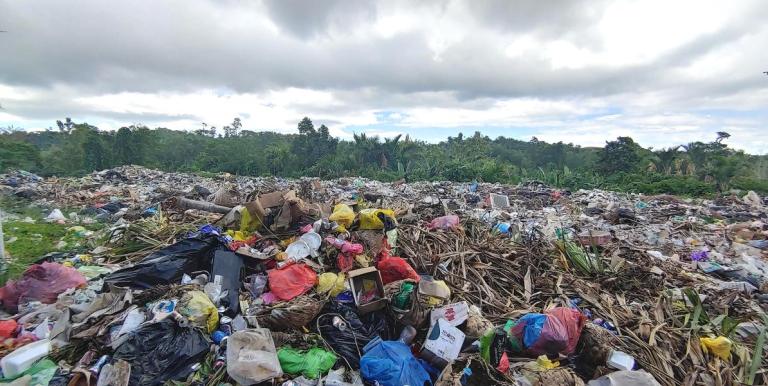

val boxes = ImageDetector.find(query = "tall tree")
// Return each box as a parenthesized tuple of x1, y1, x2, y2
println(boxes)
(597, 137, 640, 175)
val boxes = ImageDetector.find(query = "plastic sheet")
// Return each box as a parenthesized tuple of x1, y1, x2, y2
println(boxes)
(278, 347, 337, 379)
(0, 262, 86, 312)
(113, 319, 209, 386)
(212, 250, 244, 314)
(268, 264, 317, 301)
(104, 235, 221, 289)
(360, 339, 432, 386)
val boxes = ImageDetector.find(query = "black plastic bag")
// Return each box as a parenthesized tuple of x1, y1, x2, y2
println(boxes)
(212, 250, 243, 315)
(315, 301, 390, 368)
(104, 235, 221, 289)
(113, 319, 210, 386)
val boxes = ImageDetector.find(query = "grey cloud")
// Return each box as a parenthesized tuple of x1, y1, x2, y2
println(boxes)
(0, 0, 766, 140)
(261, 0, 376, 39)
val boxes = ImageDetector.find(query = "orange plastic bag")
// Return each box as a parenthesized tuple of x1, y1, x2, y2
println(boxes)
(268, 264, 317, 301)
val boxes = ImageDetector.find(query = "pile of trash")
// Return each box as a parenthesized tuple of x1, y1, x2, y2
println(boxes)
(0, 165, 766, 386)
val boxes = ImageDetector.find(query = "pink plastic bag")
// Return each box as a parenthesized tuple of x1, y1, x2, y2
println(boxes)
(545, 307, 587, 355)
(427, 215, 460, 231)
(510, 307, 587, 357)
(326, 237, 364, 272)
(0, 262, 87, 312)
(268, 264, 317, 301)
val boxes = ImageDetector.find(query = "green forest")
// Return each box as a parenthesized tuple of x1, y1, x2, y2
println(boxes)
(1, 117, 767, 196)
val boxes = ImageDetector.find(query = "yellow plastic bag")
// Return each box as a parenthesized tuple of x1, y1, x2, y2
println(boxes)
(226, 230, 250, 241)
(700, 336, 732, 360)
(359, 209, 395, 230)
(329, 204, 355, 229)
(179, 290, 219, 333)
(535, 355, 559, 369)
(317, 273, 346, 296)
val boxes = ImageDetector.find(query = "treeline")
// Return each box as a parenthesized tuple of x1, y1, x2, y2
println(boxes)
(1, 117, 767, 196)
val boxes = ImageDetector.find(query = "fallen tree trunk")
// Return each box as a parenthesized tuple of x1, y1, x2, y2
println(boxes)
(171, 196, 231, 214)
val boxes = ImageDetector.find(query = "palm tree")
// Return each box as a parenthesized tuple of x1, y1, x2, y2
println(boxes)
(651, 146, 681, 175)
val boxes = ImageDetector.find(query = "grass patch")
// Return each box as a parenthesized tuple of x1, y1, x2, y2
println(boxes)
(3, 220, 71, 279)
(2, 197, 105, 284)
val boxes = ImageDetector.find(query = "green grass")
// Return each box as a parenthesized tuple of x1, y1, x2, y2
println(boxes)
(3, 220, 72, 280)
(1, 197, 104, 283)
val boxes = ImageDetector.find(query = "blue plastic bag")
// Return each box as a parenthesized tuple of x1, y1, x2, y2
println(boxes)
(360, 338, 432, 386)
(517, 313, 547, 348)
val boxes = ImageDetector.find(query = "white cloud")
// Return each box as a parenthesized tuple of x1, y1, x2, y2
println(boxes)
(0, 0, 765, 154)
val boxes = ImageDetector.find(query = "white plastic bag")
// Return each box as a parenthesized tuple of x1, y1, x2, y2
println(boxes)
(227, 328, 283, 385)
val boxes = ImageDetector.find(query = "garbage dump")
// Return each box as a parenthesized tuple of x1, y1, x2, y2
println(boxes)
(0, 165, 767, 385)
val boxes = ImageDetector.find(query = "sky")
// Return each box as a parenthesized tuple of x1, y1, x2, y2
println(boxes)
(0, 0, 766, 154)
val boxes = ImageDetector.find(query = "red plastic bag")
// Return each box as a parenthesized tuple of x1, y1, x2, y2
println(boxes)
(427, 215, 460, 231)
(0, 262, 87, 312)
(268, 264, 317, 301)
(0, 319, 18, 338)
(511, 307, 586, 357)
(377, 257, 420, 285)
(545, 307, 586, 355)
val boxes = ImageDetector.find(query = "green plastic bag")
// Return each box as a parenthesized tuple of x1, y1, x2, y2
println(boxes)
(278, 347, 337, 379)
(0, 358, 57, 385)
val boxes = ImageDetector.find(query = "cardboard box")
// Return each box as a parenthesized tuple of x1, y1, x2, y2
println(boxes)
(422, 318, 465, 366)
(347, 267, 386, 314)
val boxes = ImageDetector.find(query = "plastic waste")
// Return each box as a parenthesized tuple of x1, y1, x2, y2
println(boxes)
(0, 358, 57, 386)
(316, 302, 388, 368)
(326, 237, 364, 272)
(211, 250, 244, 314)
(317, 272, 347, 296)
(45, 209, 66, 222)
(508, 307, 586, 357)
(0, 339, 51, 378)
(329, 204, 355, 229)
(113, 319, 209, 386)
(179, 290, 219, 333)
(0, 319, 18, 338)
(377, 256, 419, 285)
(427, 215, 460, 231)
(227, 329, 283, 385)
(606, 350, 635, 370)
(700, 336, 732, 360)
(283, 232, 323, 266)
(324, 368, 364, 386)
(245, 274, 269, 298)
(104, 235, 221, 289)
(278, 347, 337, 379)
(587, 370, 662, 386)
(0, 262, 87, 312)
(268, 264, 318, 301)
(359, 338, 432, 386)
(359, 209, 396, 230)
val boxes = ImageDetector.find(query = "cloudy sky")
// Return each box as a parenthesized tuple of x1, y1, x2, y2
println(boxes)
(1, 0, 766, 153)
